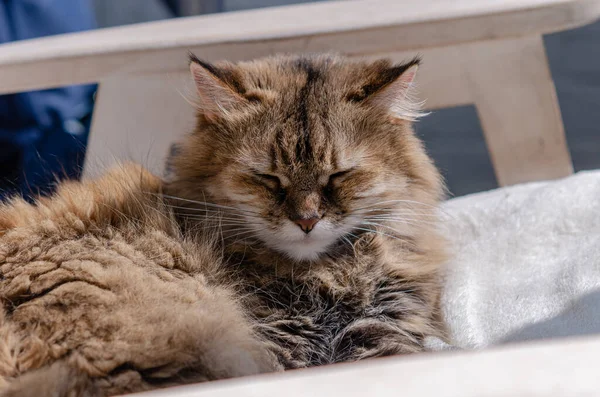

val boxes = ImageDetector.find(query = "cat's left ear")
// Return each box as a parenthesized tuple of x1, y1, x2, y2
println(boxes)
(189, 54, 247, 121)
(352, 58, 425, 122)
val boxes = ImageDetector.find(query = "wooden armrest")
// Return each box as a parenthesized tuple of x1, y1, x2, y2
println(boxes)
(136, 336, 600, 397)
(0, 0, 599, 95)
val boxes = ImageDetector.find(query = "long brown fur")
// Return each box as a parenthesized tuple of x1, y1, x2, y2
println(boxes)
(0, 53, 447, 395)
(0, 164, 280, 396)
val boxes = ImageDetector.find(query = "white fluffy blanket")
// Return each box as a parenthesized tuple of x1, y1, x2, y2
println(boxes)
(438, 170, 600, 350)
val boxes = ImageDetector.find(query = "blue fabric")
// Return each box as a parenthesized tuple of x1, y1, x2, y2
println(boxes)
(0, 0, 97, 198)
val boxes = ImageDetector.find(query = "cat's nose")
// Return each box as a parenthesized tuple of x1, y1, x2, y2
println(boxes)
(294, 217, 320, 234)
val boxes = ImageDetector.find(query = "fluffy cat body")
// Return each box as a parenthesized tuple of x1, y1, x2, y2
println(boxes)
(0, 54, 447, 395)
(0, 165, 281, 396)
(167, 54, 447, 366)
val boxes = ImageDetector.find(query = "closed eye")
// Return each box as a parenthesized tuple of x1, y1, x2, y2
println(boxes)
(254, 173, 281, 190)
(328, 168, 355, 185)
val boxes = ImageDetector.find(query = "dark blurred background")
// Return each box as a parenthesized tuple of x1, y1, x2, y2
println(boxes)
(1, 0, 599, 199)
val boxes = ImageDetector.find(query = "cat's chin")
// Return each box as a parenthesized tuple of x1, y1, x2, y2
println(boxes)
(279, 239, 332, 262)
(257, 221, 341, 262)
(260, 234, 335, 262)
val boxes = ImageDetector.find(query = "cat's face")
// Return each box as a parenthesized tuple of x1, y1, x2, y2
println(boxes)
(166, 54, 443, 262)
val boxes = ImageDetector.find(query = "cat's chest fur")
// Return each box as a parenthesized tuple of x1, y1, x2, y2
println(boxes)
(235, 247, 428, 369)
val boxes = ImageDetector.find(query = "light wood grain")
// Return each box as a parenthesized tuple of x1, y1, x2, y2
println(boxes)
(0, 0, 599, 94)
(466, 36, 573, 185)
(84, 73, 196, 178)
(132, 336, 600, 397)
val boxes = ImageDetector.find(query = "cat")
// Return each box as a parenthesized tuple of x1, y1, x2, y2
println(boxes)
(165, 53, 448, 367)
(0, 53, 447, 396)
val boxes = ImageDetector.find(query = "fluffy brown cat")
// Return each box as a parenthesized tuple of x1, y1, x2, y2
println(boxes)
(0, 53, 446, 396)
(166, 53, 447, 367)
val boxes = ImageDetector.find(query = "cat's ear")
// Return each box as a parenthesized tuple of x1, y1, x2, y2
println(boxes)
(189, 54, 247, 120)
(351, 58, 425, 122)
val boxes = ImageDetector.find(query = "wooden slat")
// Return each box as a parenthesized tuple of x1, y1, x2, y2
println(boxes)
(83, 73, 195, 178)
(132, 336, 600, 397)
(466, 36, 573, 185)
(0, 0, 599, 94)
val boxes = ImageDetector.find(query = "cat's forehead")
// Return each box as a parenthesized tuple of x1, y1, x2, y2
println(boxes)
(228, 58, 370, 175)
(240, 117, 347, 175)
(235, 55, 350, 91)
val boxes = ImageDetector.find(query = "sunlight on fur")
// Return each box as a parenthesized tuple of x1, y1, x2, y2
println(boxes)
(0, 53, 448, 396)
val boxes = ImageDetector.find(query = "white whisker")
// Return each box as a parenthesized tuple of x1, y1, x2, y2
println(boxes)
(361, 211, 439, 219)
(353, 199, 454, 218)
(340, 236, 356, 255)
(353, 199, 438, 211)
(351, 227, 412, 243)
(200, 223, 258, 229)
(174, 209, 262, 220)
(364, 217, 438, 226)
(224, 229, 260, 242)
(361, 221, 421, 235)
(159, 194, 262, 216)
(180, 215, 253, 224)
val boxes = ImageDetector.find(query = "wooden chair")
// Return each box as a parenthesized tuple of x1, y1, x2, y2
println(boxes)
(1, 0, 599, 395)
(1, 0, 599, 185)
(144, 335, 600, 396)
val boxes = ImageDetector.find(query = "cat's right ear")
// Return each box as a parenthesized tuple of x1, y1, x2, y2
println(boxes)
(189, 55, 246, 121)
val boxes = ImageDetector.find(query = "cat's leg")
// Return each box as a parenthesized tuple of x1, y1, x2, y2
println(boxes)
(332, 318, 423, 361)
(331, 275, 441, 362)
(254, 315, 328, 369)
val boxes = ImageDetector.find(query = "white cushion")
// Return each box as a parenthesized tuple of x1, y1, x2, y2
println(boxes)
(439, 170, 600, 349)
